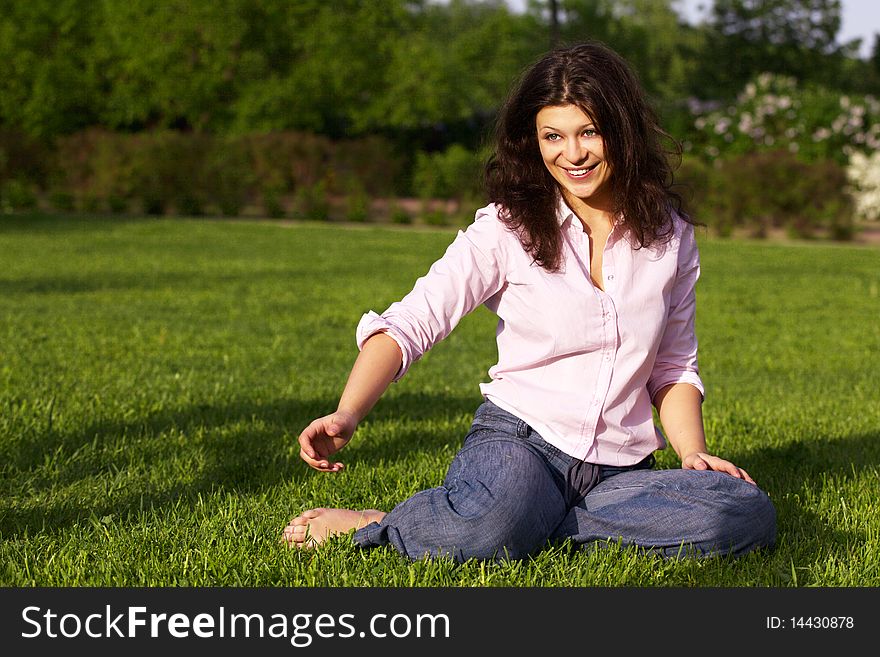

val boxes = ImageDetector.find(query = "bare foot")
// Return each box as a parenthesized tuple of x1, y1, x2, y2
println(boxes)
(282, 508, 386, 548)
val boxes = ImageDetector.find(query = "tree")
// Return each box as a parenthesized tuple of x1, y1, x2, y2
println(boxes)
(95, 0, 247, 132)
(872, 34, 880, 74)
(0, 0, 103, 138)
(694, 0, 858, 98)
(353, 1, 542, 141)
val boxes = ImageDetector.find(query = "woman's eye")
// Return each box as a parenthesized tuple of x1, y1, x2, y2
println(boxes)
(583, 129, 596, 137)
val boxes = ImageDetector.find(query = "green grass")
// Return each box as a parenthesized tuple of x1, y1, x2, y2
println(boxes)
(1, 214, 878, 586)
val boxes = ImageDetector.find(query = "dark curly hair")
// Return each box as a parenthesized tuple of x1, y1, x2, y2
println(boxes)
(485, 41, 691, 271)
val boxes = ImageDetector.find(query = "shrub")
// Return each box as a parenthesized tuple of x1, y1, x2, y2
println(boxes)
(715, 151, 853, 238)
(422, 205, 449, 226)
(48, 190, 75, 212)
(0, 129, 48, 187)
(204, 136, 254, 218)
(78, 193, 102, 214)
(175, 194, 204, 217)
(107, 195, 128, 214)
(345, 184, 371, 223)
(423, 211, 448, 226)
(127, 131, 212, 218)
(245, 132, 331, 196)
(673, 155, 713, 220)
(294, 180, 330, 221)
(673, 156, 736, 236)
(388, 200, 412, 225)
(687, 73, 880, 166)
(413, 144, 484, 202)
(847, 150, 880, 222)
(333, 135, 404, 197)
(262, 187, 286, 219)
(0, 179, 38, 212)
(7, 128, 409, 220)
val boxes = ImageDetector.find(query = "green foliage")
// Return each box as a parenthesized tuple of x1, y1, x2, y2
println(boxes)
(0, 179, 38, 212)
(354, 1, 541, 133)
(345, 184, 371, 223)
(687, 73, 880, 165)
(691, 0, 859, 99)
(294, 180, 330, 222)
(559, 0, 700, 104)
(127, 131, 214, 216)
(388, 199, 413, 225)
(332, 136, 406, 197)
(0, 0, 877, 145)
(0, 129, 50, 185)
(1, 0, 878, 224)
(422, 208, 450, 226)
(96, 0, 247, 133)
(261, 187, 286, 219)
(0, 0, 102, 137)
(676, 150, 854, 239)
(48, 190, 75, 212)
(204, 137, 254, 218)
(48, 129, 404, 218)
(107, 195, 128, 214)
(413, 145, 485, 202)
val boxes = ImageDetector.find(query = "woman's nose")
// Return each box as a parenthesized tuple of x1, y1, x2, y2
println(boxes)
(565, 138, 587, 164)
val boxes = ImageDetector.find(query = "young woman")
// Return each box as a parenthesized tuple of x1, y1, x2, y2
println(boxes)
(283, 42, 776, 561)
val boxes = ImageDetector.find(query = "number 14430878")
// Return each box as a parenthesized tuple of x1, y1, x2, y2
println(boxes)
(766, 616, 854, 630)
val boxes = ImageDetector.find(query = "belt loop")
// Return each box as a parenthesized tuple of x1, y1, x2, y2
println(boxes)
(516, 419, 530, 439)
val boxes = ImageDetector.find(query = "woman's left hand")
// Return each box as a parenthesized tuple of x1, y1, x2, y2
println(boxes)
(681, 451, 756, 485)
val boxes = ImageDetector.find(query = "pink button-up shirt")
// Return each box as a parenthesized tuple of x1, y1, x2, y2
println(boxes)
(356, 200, 704, 466)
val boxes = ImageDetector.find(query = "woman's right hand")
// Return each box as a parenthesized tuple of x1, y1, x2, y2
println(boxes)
(297, 410, 357, 472)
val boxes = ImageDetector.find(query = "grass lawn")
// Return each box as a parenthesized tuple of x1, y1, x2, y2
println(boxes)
(1, 213, 878, 586)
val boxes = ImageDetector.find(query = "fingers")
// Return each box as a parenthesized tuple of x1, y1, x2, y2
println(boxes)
(738, 466, 756, 485)
(712, 459, 754, 483)
(686, 452, 758, 485)
(297, 419, 326, 460)
(297, 417, 348, 471)
(682, 453, 708, 471)
(299, 448, 344, 472)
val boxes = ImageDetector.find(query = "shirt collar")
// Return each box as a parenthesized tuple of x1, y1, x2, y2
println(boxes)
(556, 194, 625, 244)
(556, 195, 576, 227)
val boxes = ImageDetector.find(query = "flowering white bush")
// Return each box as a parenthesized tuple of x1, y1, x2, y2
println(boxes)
(847, 151, 880, 222)
(688, 73, 880, 164)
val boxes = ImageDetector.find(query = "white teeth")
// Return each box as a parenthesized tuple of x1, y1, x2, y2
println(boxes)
(566, 164, 597, 177)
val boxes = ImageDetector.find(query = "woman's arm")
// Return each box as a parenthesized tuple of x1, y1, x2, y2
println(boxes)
(298, 332, 402, 472)
(298, 207, 507, 473)
(654, 382, 755, 484)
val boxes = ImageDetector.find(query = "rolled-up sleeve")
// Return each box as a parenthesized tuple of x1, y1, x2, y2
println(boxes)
(647, 221, 705, 402)
(356, 206, 507, 381)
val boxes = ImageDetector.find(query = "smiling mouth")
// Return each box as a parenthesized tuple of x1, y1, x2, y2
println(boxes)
(564, 163, 599, 178)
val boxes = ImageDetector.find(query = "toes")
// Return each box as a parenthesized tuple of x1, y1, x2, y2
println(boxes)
(281, 522, 316, 548)
(288, 508, 324, 527)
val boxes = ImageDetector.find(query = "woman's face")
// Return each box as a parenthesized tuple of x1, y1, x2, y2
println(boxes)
(535, 104, 612, 211)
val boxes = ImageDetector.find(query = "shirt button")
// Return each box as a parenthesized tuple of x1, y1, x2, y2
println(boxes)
(607, 274, 614, 281)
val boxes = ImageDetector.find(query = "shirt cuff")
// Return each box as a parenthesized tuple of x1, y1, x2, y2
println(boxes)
(647, 372, 705, 404)
(355, 311, 413, 382)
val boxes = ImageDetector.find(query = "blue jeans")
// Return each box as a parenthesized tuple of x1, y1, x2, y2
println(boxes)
(354, 401, 777, 562)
